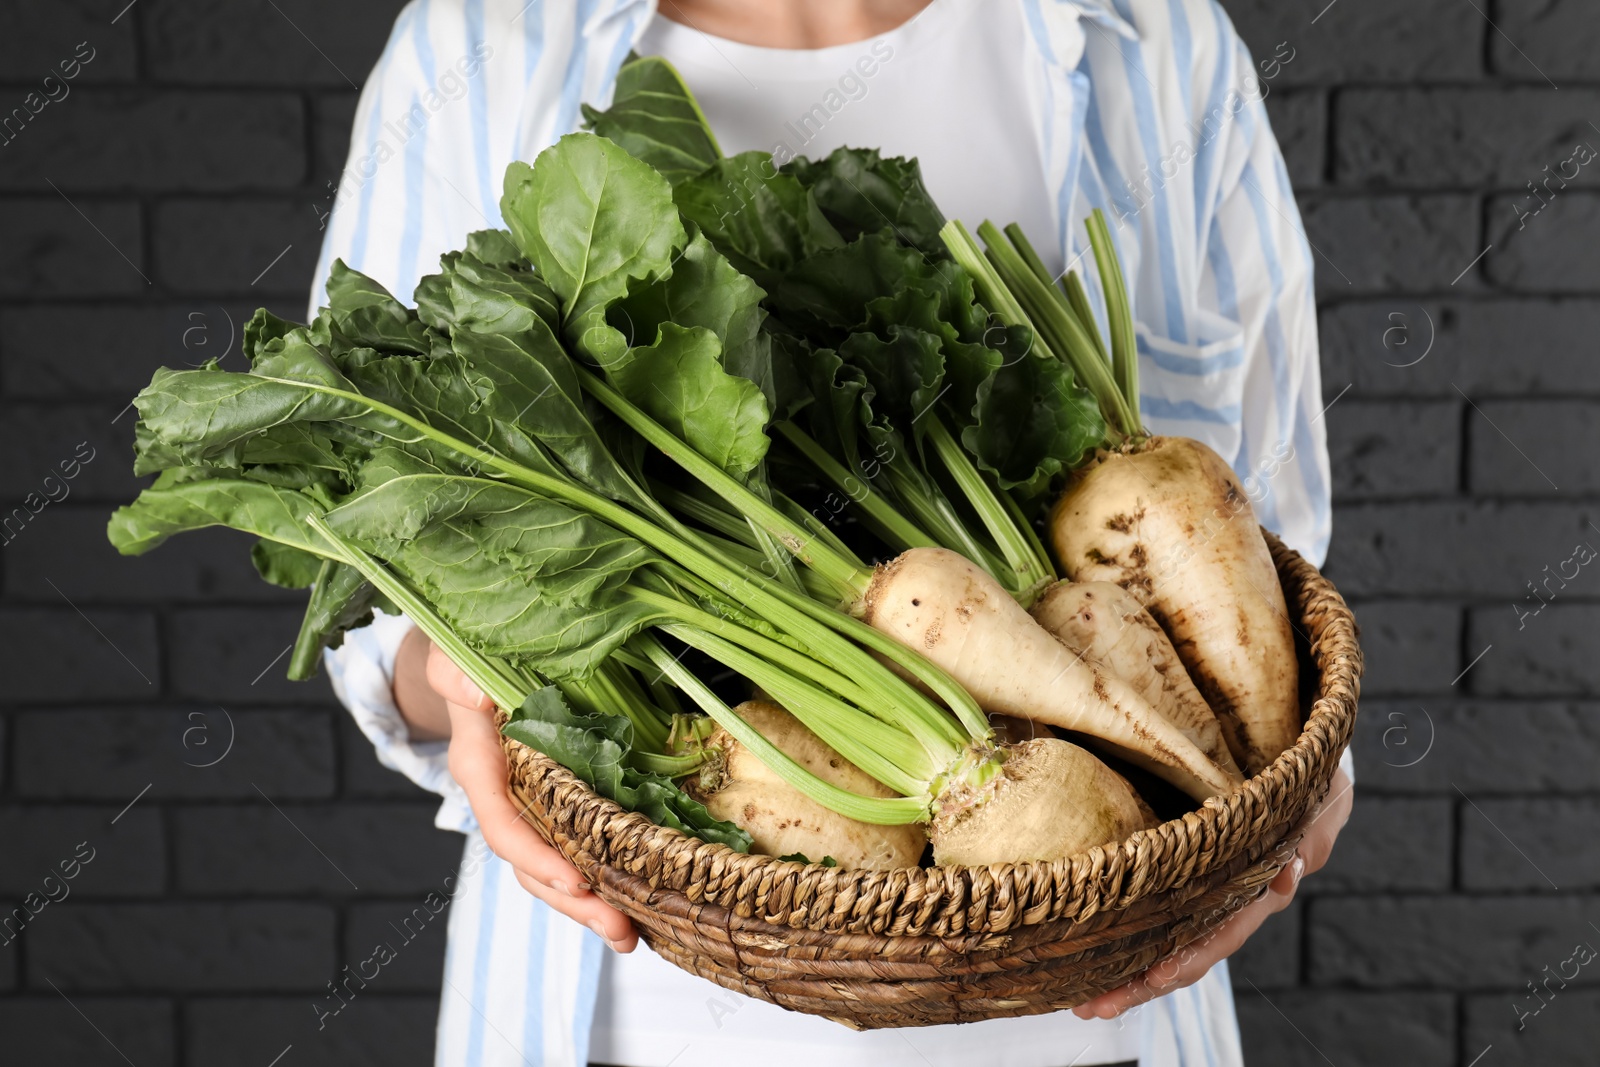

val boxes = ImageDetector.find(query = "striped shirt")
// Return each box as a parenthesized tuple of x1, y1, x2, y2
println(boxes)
(317, 1, 1333, 1064)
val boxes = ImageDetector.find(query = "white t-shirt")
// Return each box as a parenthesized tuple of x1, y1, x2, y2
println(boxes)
(590, 4, 1137, 1065)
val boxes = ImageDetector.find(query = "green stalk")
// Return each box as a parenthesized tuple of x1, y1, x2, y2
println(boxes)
(771, 421, 939, 552)
(631, 583, 962, 760)
(940, 220, 1048, 355)
(1001, 223, 1110, 368)
(635, 634, 930, 825)
(652, 481, 761, 547)
(632, 750, 706, 776)
(1002, 222, 1060, 297)
(578, 368, 871, 601)
(643, 564, 970, 752)
(977, 220, 1135, 437)
(1062, 272, 1110, 367)
(1087, 209, 1142, 432)
(922, 416, 1054, 597)
(656, 622, 938, 794)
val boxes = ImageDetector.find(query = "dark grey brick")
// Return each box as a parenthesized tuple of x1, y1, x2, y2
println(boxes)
(1312, 796, 1452, 892)
(0, 608, 159, 701)
(1300, 195, 1480, 296)
(313, 92, 360, 178)
(0, 406, 137, 503)
(1320, 299, 1600, 397)
(1488, 192, 1600, 292)
(339, 712, 437, 800)
(1492, 0, 1600, 80)
(143, 0, 406, 87)
(1470, 605, 1600, 698)
(1223, 0, 1482, 84)
(1235, 991, 1454, 1067)
(0, 198, 145, 297)
(1264, 89, 1324, 189)
(1470, 401, 1600, 495)
(1310, 895, 1600, 987)
(1347, 601, 1461, 695)
(1462, 798, 1600, 891)
(0, 3, 138, 83)
(152, 199, 324, 297)
(0, 91, 305, 192)
(344, 899, 452, 991)
(1337, 88, 1600, 188)
(29, 902, 335, 991)
(174, 804, 460, 896)
(1227, 898, 1302, 990)
(1466, 990, 1600, 1067)
(1326, 400, 1458, 499)
(1351, 700, 1600, 795)
(187, 996, 436, 1067)
(169, 606, 325, 703)
(12, 709, 335, 801)
(0, 300, 295, 400)
(6, 510, 304, 606)
(0, 807, 163, 897)
(1324, 501, 1600, 598)
(0, 999, 174, 1067)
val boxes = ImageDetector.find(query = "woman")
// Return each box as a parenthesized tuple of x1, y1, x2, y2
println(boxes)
(316, 1, 1354, 1064)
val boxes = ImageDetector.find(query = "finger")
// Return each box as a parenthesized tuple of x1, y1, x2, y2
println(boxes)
(1071, 860, 1301, 1020)
(512, 868, 639, 952)
(445, 699, 591, 897)
(1296, 768, 1355, 876)
(426, 641, 493, 711)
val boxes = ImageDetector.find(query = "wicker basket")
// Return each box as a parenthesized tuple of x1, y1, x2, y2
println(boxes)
(500, 531, 1360, 1029)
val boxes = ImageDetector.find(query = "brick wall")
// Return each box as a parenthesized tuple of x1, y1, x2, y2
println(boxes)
(0, 1, 1594, 1064)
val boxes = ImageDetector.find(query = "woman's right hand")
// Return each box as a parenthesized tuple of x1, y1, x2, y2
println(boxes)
(395, 628, 639, 951)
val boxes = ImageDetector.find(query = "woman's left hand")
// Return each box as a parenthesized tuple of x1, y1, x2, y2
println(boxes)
(1071, 766, 1354, 1021)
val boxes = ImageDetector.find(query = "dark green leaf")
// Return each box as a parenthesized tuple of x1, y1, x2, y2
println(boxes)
(962, 328, 1105, 493)
(674, 153, 843, 291)
(252, 538, 323, 589)
(322, 261, 431, 354)
(785, 147, 947, 258)
(581, 54, 722, 185)
(287, 560, 386, 682)
(464, 228, 528, 268)
(414, 251, 559, 336)
(108, 473, 331, 558)
(838, 326, 945, 432)
(503, 687, 750, 850)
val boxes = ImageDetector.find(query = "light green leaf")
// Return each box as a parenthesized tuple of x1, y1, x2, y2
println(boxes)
(500, 133, 685, 332)
(610, 323, 771, 477)
(613, 227, 773, 403)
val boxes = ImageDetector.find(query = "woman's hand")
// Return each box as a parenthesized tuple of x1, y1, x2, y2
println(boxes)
(1071, 766, 1353, 1021)
(395, 629, 639, 952)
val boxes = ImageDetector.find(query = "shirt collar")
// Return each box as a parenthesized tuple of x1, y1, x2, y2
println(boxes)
(1060, 0, 1139, 40)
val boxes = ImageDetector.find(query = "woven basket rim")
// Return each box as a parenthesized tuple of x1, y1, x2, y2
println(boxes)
(500, 528, 1360, 940)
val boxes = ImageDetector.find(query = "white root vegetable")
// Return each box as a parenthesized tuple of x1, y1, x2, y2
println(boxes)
(859, 546, 1238, 802)
(1050, 436, 1300, 774)
(1031, 581, 1243, 782)
(929, 737, 1157, 866)
(696, 700, 926, 869)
